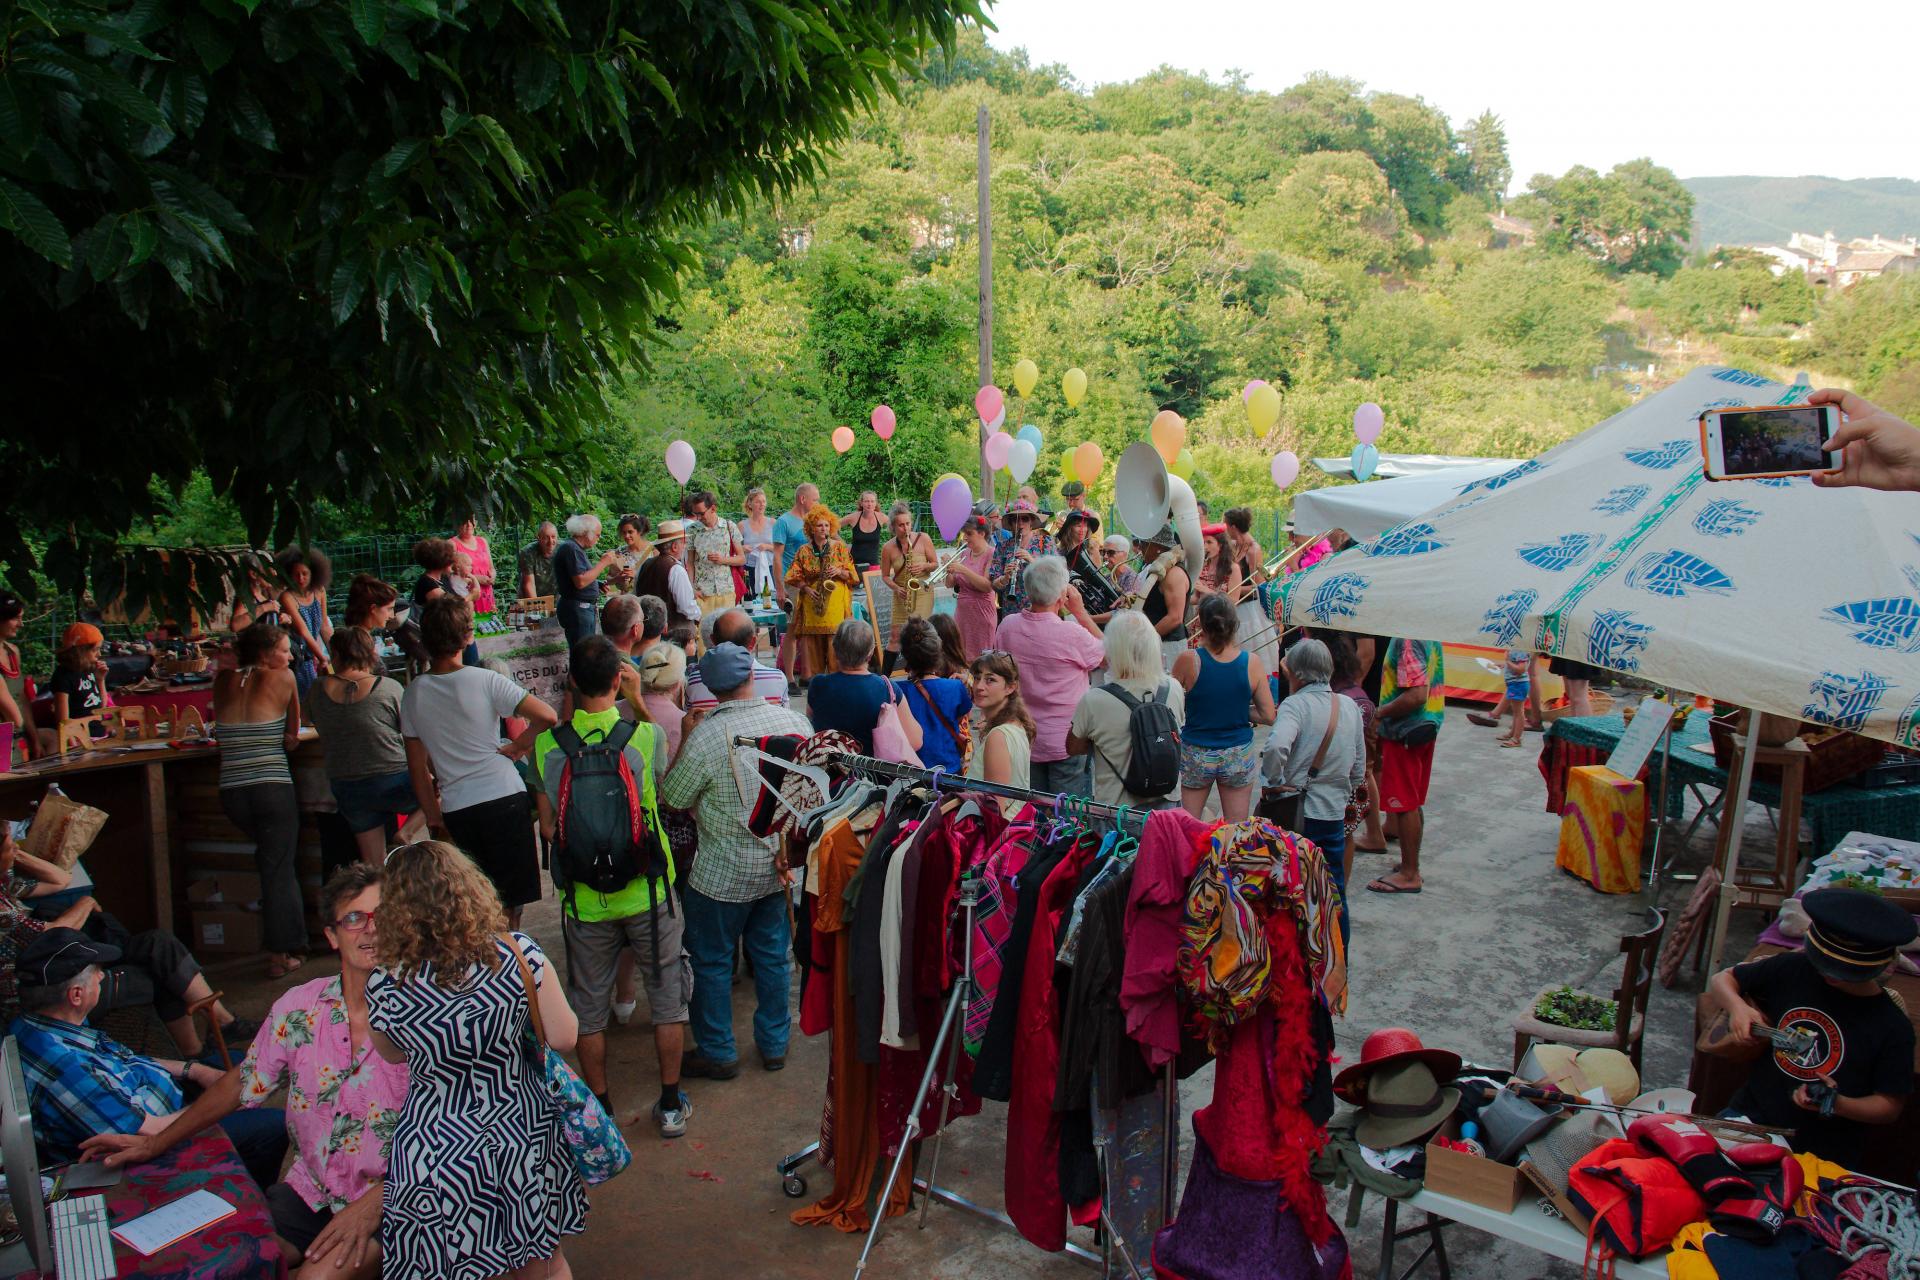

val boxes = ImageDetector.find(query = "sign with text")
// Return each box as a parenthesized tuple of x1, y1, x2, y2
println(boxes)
(1605, 698, 1675, 781)
(476, 618, 569, 708)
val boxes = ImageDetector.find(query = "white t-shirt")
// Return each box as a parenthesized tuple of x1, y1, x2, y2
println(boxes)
(1068, 675, 1187, 808)
(399, 666, 531, 812)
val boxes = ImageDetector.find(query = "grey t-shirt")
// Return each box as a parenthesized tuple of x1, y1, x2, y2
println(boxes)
(399, 666, 531, 812)
(1068, 676, 1187, 808)
(306, 675, 408, 781)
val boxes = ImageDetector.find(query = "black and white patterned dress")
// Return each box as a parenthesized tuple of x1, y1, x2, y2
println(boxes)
(368, 933, 588, 1278)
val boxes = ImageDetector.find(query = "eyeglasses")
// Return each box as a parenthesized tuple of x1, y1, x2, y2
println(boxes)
(331, 908, 378, 933)
(384, 840, 430, 866)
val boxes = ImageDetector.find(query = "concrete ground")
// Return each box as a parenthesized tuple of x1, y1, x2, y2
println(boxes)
(210, 696, 1769, 1280)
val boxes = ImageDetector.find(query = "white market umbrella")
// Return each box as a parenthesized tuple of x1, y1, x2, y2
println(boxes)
(1312, 452, 1510, 479)
(1292, 461, 1520, 541)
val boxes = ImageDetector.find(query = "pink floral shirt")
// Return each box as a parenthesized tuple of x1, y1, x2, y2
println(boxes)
(239, 974, 410, 1211)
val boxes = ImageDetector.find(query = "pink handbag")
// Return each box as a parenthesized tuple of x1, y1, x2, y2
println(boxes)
(872, 681, 923, 766)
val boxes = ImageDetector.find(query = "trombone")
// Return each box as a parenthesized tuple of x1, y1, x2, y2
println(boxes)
(906, 548, 966, 593)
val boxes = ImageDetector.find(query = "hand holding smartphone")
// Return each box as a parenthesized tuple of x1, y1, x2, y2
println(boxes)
(1699, 403, 1840, 481)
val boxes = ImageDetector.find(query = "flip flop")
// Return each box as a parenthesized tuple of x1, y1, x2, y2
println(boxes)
(1366, 877, 1422, 895)
(1466, 713, 1499, 728)
(1499, 740, 1524, 748)
(1352, 843, 1390, 854)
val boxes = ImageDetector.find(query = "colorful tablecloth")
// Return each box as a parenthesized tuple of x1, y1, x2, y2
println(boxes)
(1555, 765, 1644, 894)
(29, 1129, 283, 1279)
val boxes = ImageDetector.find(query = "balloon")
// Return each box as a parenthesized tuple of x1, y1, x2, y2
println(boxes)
(1062, 367, 1088, 407)
(1169, 448, 1195, 482)
(1007, 439, 1038, 483)
(931, 476, 973, 541)
(983, 430, 1013, 471)
(931, 472, 963, 494)
(871, 404, 896, 440)
(986, 406, 1006, 432)
(1246, 383, 1282, 436)
(1012, 358, 1039, 398)
(665, 440, 695, 485)
(1350, 442, 1380, 481)
(1016, 424, 1044, 454)
(1071, 441, 1105, 486)
(1149, 409, 1186, 464)
(974, 384, 1005, 425)
(1242, 378, 1268, 404)
(831, 425, 856, 454)
(1270, 450, 1300, 490)
(1353, 401, 1385, 445)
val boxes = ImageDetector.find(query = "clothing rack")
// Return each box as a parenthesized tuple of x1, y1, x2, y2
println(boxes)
(738, 743, 1177, 1278)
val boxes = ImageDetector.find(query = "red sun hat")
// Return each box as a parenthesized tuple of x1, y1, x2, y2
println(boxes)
(1333, 1028, 1463, 1104)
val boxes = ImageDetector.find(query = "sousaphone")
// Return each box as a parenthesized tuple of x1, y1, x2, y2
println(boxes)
(1114, 442, 1204, 581)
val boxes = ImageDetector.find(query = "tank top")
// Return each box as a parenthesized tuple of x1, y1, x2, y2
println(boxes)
(848, 515, 883, 569)
(218, 712, 292, 789)
(1183, 648, 1252, 748)
(1142, 571, 1187, 641)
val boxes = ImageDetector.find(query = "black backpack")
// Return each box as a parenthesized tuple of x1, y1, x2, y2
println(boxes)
(553, 720, 670, 900)
(1100, 682, 1181, 798)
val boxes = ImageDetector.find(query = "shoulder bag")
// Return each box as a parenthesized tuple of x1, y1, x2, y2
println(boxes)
(912, 678, 972, 770)
(501, 933, 632, 1187)
(872, 680, 924, 766)
(1257, 694, 1343, 834)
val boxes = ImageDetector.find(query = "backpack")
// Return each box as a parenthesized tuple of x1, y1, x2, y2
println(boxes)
(1100, 682, 1181, 798)
(553, 720, 669, 901)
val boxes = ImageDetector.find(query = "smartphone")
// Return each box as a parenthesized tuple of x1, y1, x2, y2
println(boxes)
(1699, 403, 1840, 481)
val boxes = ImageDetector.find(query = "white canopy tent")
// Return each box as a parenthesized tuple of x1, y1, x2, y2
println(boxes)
(1312, 452, 1510, 480)
(1278, 366, 1920, 966)
(1291, 461, 1520, 541)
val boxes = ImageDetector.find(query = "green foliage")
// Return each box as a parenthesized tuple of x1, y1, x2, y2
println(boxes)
(1519, 159, 1694, 276)
(1533, 985, 1617, 1033)
(1454, 111, 1512, 202)
(1241, 151, 1407, 270)
(1645, 256, 1816, 333)
(0, 0, 984, 611)
(1450, 251, 1614, 372)
(1815, 273, 1920, 393)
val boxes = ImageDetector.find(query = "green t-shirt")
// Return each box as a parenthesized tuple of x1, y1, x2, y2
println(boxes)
(532, 706, 673, 921)
(1381, 638, 1447, 729)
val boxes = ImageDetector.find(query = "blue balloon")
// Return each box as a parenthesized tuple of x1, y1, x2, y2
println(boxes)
(1350, 442, 1380, 482)
(1016, 424, 1044, 454)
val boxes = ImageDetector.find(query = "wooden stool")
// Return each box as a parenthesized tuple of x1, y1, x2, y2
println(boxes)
(1711, 736, 1808, 914)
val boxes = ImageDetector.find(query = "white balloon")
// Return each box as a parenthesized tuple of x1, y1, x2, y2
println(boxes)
(986, 406, 1006, 432)
(1007, 439, 1038, 482)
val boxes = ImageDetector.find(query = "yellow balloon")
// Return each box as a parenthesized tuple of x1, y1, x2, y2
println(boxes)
(1149, 409, 1187, 464)
(1012, 358, 1039, 399)
(1169, 447, 1195, 481)
(1071, 441, 1104, 486)
(931, 472, 963, 497)
(1246, 383, 1282, 436)
(1062, 367, 1088, 407)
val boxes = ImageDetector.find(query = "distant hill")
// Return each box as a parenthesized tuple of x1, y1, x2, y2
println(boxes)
(1685, 175, 1920, 247)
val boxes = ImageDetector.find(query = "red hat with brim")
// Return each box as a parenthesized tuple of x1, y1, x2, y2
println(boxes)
(1333, 1027, 1462, 1105)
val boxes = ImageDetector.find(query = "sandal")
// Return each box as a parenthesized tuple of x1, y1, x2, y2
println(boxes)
(1366, 876, 1423, 894)
(1499, 739, 1524, 748)
(1466, 712, 1499, 728)
(266, 954, 308, 980)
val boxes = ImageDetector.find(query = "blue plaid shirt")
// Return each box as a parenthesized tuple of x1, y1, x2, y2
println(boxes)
(9, 1014, 182, 1160)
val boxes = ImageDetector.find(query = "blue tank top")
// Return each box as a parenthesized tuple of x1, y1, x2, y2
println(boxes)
(1183, 648, 1253, 749)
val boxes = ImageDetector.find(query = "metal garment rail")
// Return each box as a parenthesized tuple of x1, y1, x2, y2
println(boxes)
(739, 743, 1175, 1278)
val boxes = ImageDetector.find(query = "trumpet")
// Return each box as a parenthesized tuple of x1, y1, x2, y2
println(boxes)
(906, 548, 965, 593)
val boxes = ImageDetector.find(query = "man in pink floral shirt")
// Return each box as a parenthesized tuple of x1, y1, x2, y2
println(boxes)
(85, 864, 407, 1277)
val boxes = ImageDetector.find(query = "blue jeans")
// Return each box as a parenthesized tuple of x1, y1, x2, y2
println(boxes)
(1300, 817, 1349, 947)
(682, 885, 790, 1064)
(217, 1105, 290, 1194)
(1030, 754, 1092, 798)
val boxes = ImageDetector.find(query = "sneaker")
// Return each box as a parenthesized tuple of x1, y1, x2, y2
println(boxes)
(653, 1091, 693, 1139)
(612, 999, 638, 1026)
(680, 1054, 741, 1081)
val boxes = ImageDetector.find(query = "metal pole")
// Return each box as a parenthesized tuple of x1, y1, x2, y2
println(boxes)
(977, 103, 994, 504)
(1705, 710, 1764, 973)
(917, 877, 979, 1229)
(1646, 710, 1675, 891)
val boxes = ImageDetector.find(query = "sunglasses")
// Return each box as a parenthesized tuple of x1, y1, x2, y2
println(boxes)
(331, 908, 379, 933)
(384, 840, 431, 866)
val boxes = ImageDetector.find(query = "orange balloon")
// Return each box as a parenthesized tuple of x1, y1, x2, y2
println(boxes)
(1149, 410, 1187, 464)
(831, 426, 855, 454)
(1071, 441, 1104, 486)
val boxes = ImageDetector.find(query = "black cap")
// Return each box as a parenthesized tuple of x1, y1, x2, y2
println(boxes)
(1802, 887, 1918, 982)
(16, 928, 120, 989)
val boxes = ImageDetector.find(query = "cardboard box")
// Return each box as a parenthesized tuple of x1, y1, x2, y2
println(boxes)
(187, 871, 262, 912)
(1423, 1137, 1527, 1213)
(191, 910, 263, 956)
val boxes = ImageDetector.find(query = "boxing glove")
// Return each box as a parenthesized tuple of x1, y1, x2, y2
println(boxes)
(1627, 1116, 1794, 1240)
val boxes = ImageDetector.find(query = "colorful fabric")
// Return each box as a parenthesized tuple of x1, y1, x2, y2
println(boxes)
(990, 532, 1057, 614)
(1123, 809, 1220, 1069)
(785, 539, 855, 636)
(1153, 1126, 1348, 1280)
(1554, 764, 1644, 894)
(1382, 638, 1446, 728)
(9, 1013, 180, 1159)
(0, 890, 48, 1027)
(239, 973, 410, 1212)
(962, 818, 1037, 1054)
(953, 548, 999, 660)
(1179, 739, 1260, 789)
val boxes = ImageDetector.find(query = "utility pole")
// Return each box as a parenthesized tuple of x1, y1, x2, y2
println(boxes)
(976, 103, 994, 503)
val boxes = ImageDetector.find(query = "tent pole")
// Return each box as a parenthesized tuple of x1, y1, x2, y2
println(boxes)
(1704, 710, 1763, 974)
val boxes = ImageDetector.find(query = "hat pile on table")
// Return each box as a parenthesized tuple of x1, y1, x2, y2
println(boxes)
(1336, 1028, 1462, 1149)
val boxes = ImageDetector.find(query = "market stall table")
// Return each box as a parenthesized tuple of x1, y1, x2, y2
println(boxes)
(1538, 713, 1920, 859)
(1373, 1187, 1667, 1280)
(25, 1128, 284, 1279)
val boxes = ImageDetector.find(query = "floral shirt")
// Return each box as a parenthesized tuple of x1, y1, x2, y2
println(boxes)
(990, 533, 1057, 614)
(239, 974, 410, 1212)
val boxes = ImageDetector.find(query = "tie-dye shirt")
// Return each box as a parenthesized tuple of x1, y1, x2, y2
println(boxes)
(1382, 638, 1446, 729)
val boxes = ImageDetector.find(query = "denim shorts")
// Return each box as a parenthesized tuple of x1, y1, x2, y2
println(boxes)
(329, 770, 419, 834)
(1179, 739, 1260, 790)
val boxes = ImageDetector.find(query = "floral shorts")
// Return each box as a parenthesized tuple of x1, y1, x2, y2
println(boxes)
(1179, 739, 1259, 790)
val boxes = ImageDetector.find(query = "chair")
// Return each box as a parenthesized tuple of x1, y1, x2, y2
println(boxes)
(1512, 907, 1667, 1075)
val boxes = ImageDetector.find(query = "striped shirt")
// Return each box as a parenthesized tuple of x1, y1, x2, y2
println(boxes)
(217, 715, 292, 789)
(661, 698, 811, 902)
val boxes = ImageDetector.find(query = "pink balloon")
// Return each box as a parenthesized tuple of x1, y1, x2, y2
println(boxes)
(983, 430, 1013, 471)
(974, 384, 1005, 425)
(665, 440, 695, 485)
(1353, 401, 1385, 445)
(1270, 451, 1300, 489)
(931, 477, 973, 541)
(831, 426, 856, 454)
(871, 404, 896, 440)
(1243, 379, 1269, 405)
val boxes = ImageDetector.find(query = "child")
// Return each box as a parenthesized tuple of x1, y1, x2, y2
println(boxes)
(50, 623, 111, 733)
(1496, 648, 1530, 746)
(449, 550, 475, 600)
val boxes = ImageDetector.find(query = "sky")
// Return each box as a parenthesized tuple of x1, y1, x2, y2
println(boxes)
(980, 0, 1917, 188)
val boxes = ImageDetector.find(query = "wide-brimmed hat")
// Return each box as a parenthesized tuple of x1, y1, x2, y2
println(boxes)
(1335, 1027, 1463, 1104)
(1803, 886, 1918, 982)
(652, 520, 688, 544)
(1354, 1061, 1459, 1150)
(1134, 523, 1178, 549)
(1004, 498, 1039, 520)
(1530, 1045, 1641, 1107)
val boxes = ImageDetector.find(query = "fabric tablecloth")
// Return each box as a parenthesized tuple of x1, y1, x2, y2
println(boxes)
(30, 1128, 283, 1279)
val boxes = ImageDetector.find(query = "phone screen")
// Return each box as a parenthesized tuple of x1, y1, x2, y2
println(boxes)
(1716, 407, 1832, 476)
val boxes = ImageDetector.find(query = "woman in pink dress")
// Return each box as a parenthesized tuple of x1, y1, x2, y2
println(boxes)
(450, 516, 497, 614)
(947, 515, 1000, 661)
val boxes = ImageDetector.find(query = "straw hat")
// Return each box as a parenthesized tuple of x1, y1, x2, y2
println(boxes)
(653, 520, 688, 544)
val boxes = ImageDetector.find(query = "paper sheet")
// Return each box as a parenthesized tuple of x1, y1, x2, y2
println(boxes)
(110, 1189, 236, 1255)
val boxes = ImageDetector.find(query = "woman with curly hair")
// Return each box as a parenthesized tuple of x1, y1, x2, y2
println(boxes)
(782, 504, 857, 681)
(368, 840, 587, 1280)
(277, 545, 333, 695)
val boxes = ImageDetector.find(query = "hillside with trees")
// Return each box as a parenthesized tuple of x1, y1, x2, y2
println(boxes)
(1685, 176, 1920, 248)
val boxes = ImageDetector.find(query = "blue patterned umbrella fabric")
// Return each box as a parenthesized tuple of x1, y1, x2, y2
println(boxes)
(1277, 366, 1920, 747)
